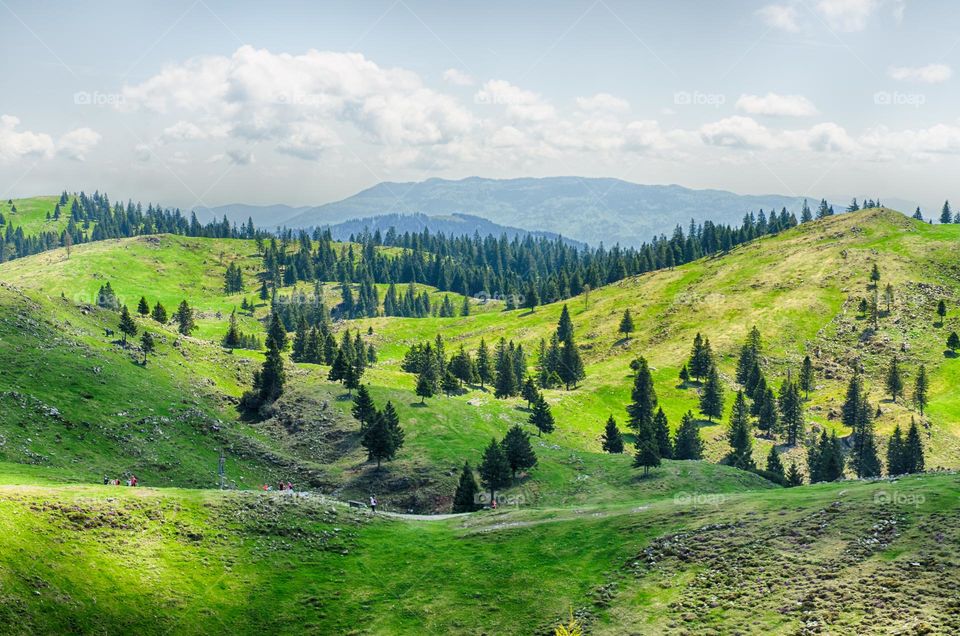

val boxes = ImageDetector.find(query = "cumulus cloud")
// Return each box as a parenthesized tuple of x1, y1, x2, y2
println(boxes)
(0, 115, 56, 161)
(474, 80, 556, 123)
(815, 0, 877, 32)
(442, 68, 474, 86)
(575, 93, 630, 113)
(888, 64, 952, 84)
(736, 93, 819, 117)
(757, 4, 800, 31)
(58, 128, 102, 161)
(700, 116, 853, 152)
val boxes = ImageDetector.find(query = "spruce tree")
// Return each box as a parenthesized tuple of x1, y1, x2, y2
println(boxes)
(904, 418, 925, 473)
(778, 379, 804, 446)
(521, 376, 539, 408)
(799, 355, 815, 399)
(223, 309, 241, 349)
(885, 357, 904, 402)
(528, 394, 555, 436)
(757, 388, 779, 435)
(137, 296, 150, 316)
(118, 305, 137, 346)
(558, 338, 585, 390)
(948, 331, 960, 353)
(361, 411, 397, 469)
(766, 446, 785, 481)
(556, 304, 574, 343)
(255, 312, 286, 406)
(501, 424, 537, 479)
(151, 301, 168, 324)
(673, 411, 704, 460)
(475, 339, 494, 389)
(937, 299, 947, 326)
(173, 300, 196, 335)
(653, 408, 672, 459)
(351, 384, 377, 432)
(618, 309, 635, 336)
(941, 200, 953, 224)
(600, 415, 624, 453)
(452, 461, 480, 512)
(886, 424, 904, 476)
(416, 366, 436, 403)
(725, 391, 754, 469)
(699, 364, 724, 422)
(441, 371, 460, 396)
(735, 326, 762, 386)
(633, 440, 661, 477)
(139, 331, 155, 365)
(479, 438, 512, 503)
(912, 364, 928, 416)
(627, 356, 657, 433)
(785, 461, 804, 487)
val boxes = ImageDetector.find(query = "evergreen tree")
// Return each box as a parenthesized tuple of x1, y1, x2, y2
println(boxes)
(328, 349, 349, 383)
(222, 309, 241, 349)
(416, 363, 437, 403)
(441, 371, 460, 396)
(766, 446, 785, 482)
(886, 424, 905, 476)
(808, 430, 844, 483)
(139, 331, 155, 365)
(913, 364, 929, 416)
(528, 394, 555, 436)
(501, 424, 537, 479)
(137, 296, 150, 316)
(688, 333, 712, 381)
(653, 408, 672, 459)
(173, 300, 196, 335)
(633, 440, 661, 477)
(785, 461, 804, 487)
(841, 373, 865, 431)
(904, 418, 925, 474)
(673, 411, 704, 460)
(118, 305, 137, 346)
(479, 438, 512, 503)
(735, 326, 762, 386)
(852, 419, 882, 478)
(725, 391, 754, 469)
(869, 263, 881, 288)
(627, 356, 657, 434)
(600, 415, 624, 453)
(948, 331, 960, 353)
(678, 365, 690, 384)
(937, 299, 947, 326)
(618, 309, 635, 336)
(450, 346, 477, 388)
(521, 376, 539, 408)
(475, 339, 494, 388)
(558, 338, 585, 390)
(351, 384, 377, 432)
(778, 379, 804, 446)
(254, 312, 286, 406)
(699, 364, 724, 422)
(494, 342, 517, 399)
(885, 357, 904, 402)
(799, 355, 815, 399)
(452, 461, 480, 512)
(556, 304, 574, 343)
(941, 200, 953, 224)
(151, 301, 168, 324)
(361, 410, 398, 469)
(757, 387, 779, 435)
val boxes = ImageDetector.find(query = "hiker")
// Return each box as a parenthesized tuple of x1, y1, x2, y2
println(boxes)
(369, 495, 378, 513)
(131, 475, 137, 487)
(103, 475, 109, 485)
(286, 482, 293, 492)
(491, 498, 497, 510)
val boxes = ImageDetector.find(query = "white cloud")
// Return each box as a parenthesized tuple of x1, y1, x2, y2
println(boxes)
(757, 4, 800, 31)
(736, 93, 819, 117)
(474, 80, 556, 122)
(442, 68, 474, 86)
(815, 0, 877, 32)
(58, 128, 102, 161)
(575, 93, 629, 113)
(888, 64, 952, 84)
(226, 149, 255, 165)
(861, 123, 960, 157)
(700, 116, 853, 152)
(0, 115, 55, 161)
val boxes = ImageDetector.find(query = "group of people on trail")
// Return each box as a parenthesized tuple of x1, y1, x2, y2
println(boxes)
(103, 475, 137, 487)
(261, 482, 295, 492)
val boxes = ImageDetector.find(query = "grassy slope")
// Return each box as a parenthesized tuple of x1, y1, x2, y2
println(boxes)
(0, 207, 959, 507)
(0, 470, 957, 634)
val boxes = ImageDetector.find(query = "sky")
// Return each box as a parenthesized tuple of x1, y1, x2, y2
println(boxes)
(1, 0, 959, 213)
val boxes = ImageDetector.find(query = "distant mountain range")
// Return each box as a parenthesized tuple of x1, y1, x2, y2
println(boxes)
(194, 177, 875, 247)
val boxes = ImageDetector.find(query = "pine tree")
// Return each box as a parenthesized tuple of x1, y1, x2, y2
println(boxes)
(913, 364, 928, 416)
(558, 338, 585, 390)
(529, 394, 555, 436)
(450, 346, 476, 388)
(673, 411, 704, 460)
(699, 364, 724, 422)
(886, 424, 905, 476)
(633, 440, 661, 477)
(452, 461, 480, 512)
(627, 356, 657, 434)
(778, 379, 804, 446)
(600, 415, 624, 453)
(799, 355, 815, 399)
(223, 309, 241, 349)
(757, 388, 779, 435)
(653, 408, 672, 459)
(904, 418, 925, 474)
(948, 331, 960, 353)
(688, 333, 712, 381)
(725, 391, 754, 469)
(937, 299, 947, 326)
(361, 410, 398, 469)
(618, 309, 635, 336)
(941, 200, 953, 224)
(382, 401, 405, 454)
(118, 305, 137, 346)
(678, 365, 690, 384)
(885, 357, 904, 402)
(841, 373, 865, 431)
(852, 419, 882, 478)
(475, 339, 494, 388)
(501, 424, 537, 479)
(139, 331, 155, 365)
(173, 300, 196, 335)
(479, 438, 512, 503)
(254, 312, 286, 406)
(416, 365, 436, 403)
(785, 461, 804, 487)
(869, 263, 881, 288)
(328, 349, 349, 383)
(351, 384, 377, 432)
(735, 326, 762, 386)
(441, 371, 460, 396)
(151, 301, 168, 324)
(556, 304, 574, 343)
(766, 446, 785, 482)
(137, 296, 150, 316)
(521, 376, 539, 408)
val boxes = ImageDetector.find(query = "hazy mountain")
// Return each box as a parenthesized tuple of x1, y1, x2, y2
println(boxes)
(323, 212, 585, 247)
(193, 203, 313, 229)
(283, 177, 822, 247)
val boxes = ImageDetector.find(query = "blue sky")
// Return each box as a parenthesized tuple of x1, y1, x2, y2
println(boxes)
(1, 0, 958, 213)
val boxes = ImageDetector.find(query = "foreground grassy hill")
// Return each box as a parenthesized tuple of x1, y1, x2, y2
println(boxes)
(0, 207, 958, 511)
(0, 469, 957, 634)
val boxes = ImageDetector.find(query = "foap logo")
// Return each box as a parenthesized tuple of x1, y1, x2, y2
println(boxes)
(874, 490, 925, 507)
(474, 491, 528, 506)
(673, 491, 727, 506)
(74, 91, 125, 107)
(273, 91, 325, 107)
(473, 290, 525, 306)
(873, 91, 925, 108)
(674, 90, 726, 108)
